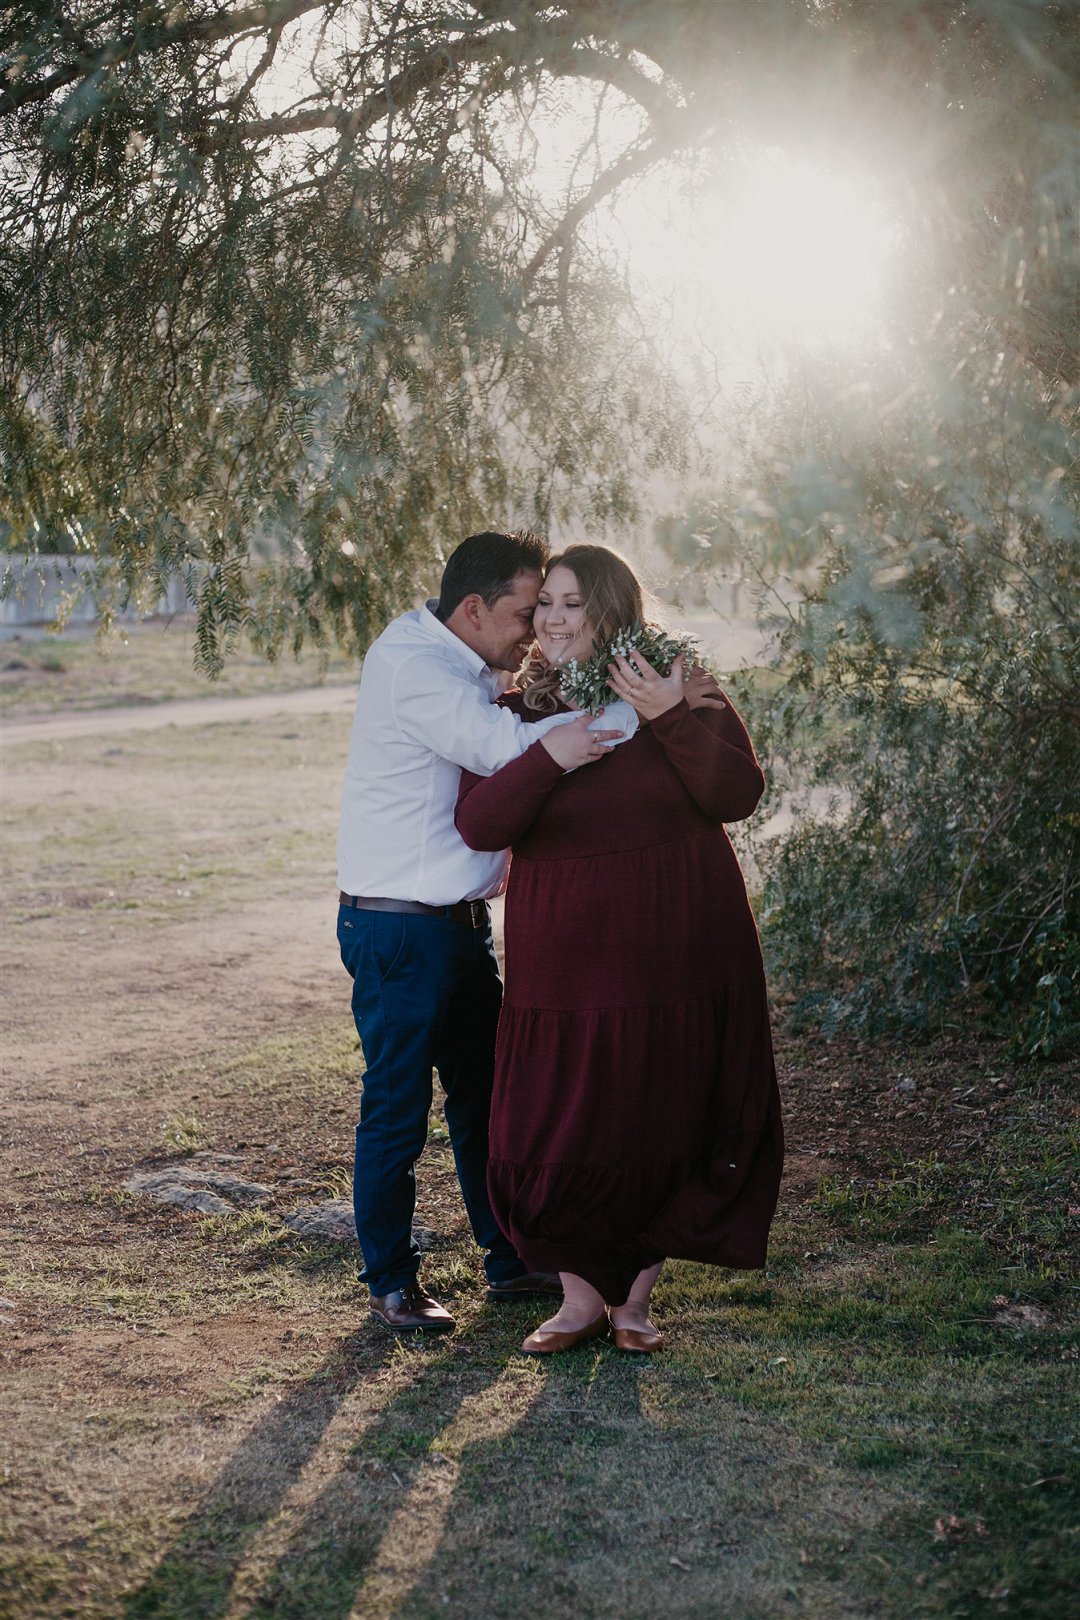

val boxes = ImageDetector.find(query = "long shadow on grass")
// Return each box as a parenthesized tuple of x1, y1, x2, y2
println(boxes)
(120, 1328, 473, 1620)
(241, 1319, 549, 1619)
(123, 1297, 802, 1620)
(306, 1340, 786, 1620)
(366, 1304, 876, 1620)
(247, 1338, 668, 1619)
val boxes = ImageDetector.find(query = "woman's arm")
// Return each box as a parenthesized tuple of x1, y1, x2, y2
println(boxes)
(607, 651, 764, 822)
(456, 711, 624, 848)
(455, 739, 566, 851)
(648, 696, 766, 822)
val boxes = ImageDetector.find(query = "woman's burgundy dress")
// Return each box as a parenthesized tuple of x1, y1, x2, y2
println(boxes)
(455, 693, 783, 1306)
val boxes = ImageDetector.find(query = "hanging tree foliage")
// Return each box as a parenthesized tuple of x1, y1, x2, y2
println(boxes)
(1, 0, 707, 656)
(1, 1, 1077, 1045)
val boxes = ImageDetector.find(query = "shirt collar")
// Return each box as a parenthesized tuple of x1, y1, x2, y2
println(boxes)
(419, 601, 490, 683)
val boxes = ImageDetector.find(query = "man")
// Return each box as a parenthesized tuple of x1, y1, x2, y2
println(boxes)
(337, 530, 618, 1333)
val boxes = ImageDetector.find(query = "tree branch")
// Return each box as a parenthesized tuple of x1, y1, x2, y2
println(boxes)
(0, 0, 329, 118)
(522, 127, 682, 287)
(226, 17, 286, 110)
(542, 41, 678, 120)
(216, 28, 516, 143)
(204, 14, 638, 147)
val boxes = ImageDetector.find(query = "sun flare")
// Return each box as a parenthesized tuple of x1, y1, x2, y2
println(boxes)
(610, 147, 901, 358)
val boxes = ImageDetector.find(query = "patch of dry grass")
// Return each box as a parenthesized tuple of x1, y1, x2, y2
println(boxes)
(0, 617, 355, 718)
(1, 712, 348, 929)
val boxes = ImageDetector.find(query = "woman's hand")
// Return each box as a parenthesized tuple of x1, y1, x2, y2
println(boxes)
(607, 650, 687, 721)
(540, 713, 622, 770)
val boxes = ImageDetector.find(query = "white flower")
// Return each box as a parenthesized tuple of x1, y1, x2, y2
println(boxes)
(557, 620, 703, 715)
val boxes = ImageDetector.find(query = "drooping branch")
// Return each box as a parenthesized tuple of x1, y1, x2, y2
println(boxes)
(535, 42, 679, 121)
(215, 26, 525, 144)
(521, 111, 701, 288)
(205, 22, 680, 165)
(0, 0, 329, 118)
(3, 0, 689, 186)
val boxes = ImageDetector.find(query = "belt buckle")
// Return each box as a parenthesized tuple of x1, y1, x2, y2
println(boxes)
(468, 900, 487, 930)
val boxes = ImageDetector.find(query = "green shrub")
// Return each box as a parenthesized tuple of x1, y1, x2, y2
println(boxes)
(734, 350, 1079, 1053)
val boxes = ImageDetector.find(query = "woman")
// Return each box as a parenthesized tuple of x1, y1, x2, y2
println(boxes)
(455, 545, 783, 1353)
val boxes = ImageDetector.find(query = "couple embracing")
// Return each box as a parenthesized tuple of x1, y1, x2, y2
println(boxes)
(336, 530, 783, 1355)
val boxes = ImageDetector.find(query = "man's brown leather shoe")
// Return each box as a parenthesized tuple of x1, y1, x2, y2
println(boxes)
(487, 1271, 563, 1302)
(369, 1284, 455, 1334)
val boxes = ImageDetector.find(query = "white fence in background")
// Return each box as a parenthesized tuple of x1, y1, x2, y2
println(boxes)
(0, 555, 192, 628)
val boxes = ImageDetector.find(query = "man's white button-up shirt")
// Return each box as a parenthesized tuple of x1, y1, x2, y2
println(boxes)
(337, 605, 566, 904)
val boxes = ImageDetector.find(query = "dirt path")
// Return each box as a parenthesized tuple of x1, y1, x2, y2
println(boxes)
(4, 888, 344, 1102)
(1, 680, 357, 744)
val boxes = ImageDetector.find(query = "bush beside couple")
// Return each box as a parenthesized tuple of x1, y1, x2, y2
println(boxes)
(336, 530, 783, 1355)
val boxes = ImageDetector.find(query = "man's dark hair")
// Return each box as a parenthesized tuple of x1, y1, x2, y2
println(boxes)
(434, 530, 548, 621)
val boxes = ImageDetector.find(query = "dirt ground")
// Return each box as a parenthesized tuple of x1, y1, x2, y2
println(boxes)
(3, 685, 354, 1090)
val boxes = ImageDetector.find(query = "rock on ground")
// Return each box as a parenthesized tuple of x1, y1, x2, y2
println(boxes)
(124, 1174, 440, 1248)
(126, 1168, 274, 1214)
(282, 1199, 356, 1241)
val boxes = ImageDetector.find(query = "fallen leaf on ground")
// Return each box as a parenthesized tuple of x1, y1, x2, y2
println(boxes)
(934, 1514, 988, 1542)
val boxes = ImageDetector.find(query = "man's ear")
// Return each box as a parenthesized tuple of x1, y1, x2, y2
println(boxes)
(458, 593, 486, 630)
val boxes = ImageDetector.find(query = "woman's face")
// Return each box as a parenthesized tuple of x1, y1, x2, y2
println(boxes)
(533, 565, 596, 666)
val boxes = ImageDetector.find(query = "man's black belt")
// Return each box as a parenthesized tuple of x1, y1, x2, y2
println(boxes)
(338, 892, 490, 929)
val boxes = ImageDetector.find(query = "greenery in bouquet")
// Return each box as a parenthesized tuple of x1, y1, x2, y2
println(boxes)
(558, 621, 702, 715)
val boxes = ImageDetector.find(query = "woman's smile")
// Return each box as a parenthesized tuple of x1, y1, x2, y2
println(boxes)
(533, 564, 595, 665)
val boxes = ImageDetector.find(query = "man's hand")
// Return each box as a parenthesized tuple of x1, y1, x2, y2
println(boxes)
(684, 663, 726, 711)
(540, 713, 622, 770)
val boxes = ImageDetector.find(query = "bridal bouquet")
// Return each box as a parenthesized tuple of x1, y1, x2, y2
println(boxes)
(557, 621, 702, 716)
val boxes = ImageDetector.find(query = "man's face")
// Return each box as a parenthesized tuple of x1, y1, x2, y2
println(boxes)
(472, 570, 542, 672)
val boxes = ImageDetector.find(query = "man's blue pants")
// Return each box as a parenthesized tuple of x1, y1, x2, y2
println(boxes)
(337, 903, 525, 1298)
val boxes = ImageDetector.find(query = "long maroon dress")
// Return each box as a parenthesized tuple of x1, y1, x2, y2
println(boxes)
(455, 692, 783, 1306)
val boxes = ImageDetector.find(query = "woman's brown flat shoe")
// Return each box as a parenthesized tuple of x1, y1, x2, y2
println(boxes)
(612, 1322, 664, 1354)
(520, 1311, 609, 1355)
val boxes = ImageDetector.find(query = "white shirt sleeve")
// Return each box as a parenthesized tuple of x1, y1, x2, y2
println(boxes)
(391, 655, 575, 776)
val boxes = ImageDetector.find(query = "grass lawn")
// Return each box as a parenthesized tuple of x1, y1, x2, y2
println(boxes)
(3, 1031, 1075, 1620)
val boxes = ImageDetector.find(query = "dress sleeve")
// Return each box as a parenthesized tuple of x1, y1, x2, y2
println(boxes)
(647, 694, 765, 822)
(455, 739, 566, 851)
